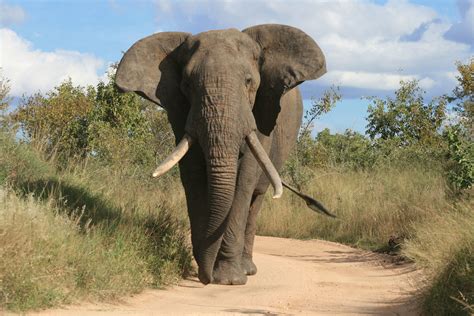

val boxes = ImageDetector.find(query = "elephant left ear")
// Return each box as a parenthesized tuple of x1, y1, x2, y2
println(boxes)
(243, 24, 326, 135)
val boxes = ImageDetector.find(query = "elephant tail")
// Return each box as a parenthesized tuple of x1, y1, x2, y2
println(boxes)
(282, 181, 336, 218)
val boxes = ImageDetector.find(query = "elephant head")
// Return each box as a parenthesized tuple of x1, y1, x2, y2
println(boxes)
(115, 24, 326, 284)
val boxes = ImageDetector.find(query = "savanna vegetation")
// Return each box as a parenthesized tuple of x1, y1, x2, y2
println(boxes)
(0, 71, 191, 311)
(0, 59, 472, 314)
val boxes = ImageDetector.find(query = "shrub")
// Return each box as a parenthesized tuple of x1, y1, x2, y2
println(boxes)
(444, 126, 473, 191)
(13, 80, 95, 162)
(10, 72, 175, 171)
(366, 80, 447, 148)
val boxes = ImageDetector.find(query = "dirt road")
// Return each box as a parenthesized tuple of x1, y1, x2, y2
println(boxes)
(35, 236, 420, 315)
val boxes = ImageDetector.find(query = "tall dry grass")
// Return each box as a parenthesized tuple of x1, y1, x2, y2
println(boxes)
(2, 129, 472, 314)
(0, 188, 149, 310)
(258, 167, 447, 249)
(258, 165, 473, 314)
(403, 202, 473, 315)
(0, 132, 192, 311)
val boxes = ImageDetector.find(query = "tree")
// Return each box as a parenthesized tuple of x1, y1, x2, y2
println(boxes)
(314, 128, 375, 170)
(448, 58, 473, 140)
(10, 67, 175, 171)
(0, 70, 10, 112)
(444, 59, 474, 191)
(366, 80, 447, 148)
(13, 79, 95, 161)
(88, 69, 174, 167)
(0, 70, 11, 129)
(284, 86, 341, 188)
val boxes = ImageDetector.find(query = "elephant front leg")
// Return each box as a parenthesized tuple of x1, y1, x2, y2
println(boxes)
(241, 193, 265, 275)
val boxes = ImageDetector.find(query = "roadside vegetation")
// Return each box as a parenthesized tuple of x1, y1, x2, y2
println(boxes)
(259, 59, 473, 315)
(0, 59, 472, 314)
(0, 72, 191, 311)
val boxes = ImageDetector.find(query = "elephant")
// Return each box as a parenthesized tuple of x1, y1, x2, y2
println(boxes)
(115, 24, 330, 285)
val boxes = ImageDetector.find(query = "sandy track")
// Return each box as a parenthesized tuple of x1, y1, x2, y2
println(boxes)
(33, 236, 420, 315)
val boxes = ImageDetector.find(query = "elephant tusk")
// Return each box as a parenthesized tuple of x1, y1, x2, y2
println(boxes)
(246, 132, 283, 199)
(152, 134, 193, 178)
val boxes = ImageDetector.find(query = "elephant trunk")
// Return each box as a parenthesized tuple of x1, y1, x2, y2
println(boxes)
(196, 125, 240, 284)
(198, 155, 238, 284)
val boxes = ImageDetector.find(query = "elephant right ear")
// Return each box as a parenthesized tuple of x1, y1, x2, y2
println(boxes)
(116, 32, 190, 111)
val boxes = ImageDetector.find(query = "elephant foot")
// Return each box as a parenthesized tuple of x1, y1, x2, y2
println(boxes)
(241, 254, 257, 276)
(198, 266, 212, 285)
(212, 259, 247, 285)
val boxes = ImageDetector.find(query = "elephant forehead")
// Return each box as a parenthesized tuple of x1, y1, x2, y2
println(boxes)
(182, 29, 260, 60)
(193, 28, 242, 44)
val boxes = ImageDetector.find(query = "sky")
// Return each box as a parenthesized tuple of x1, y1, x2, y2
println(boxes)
(1, 0, 473, 133)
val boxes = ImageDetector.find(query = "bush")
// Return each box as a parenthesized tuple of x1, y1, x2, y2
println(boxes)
(366, 80, 447, 148)
(13, 80, 95, 162)
(10, 72, 175, 170)
(444, 126, 474, 191)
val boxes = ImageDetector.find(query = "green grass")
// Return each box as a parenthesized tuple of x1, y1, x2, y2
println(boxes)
(0, 132, 192, 311)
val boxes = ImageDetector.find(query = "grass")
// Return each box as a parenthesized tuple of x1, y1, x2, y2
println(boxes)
(258, 166, 447, 250)
(403, 202, 473, 315)
(258, 165, 473, 314)
(0, 132, 192, 311)
(0, 189, 148, 310)
(1, 129, 472, 314)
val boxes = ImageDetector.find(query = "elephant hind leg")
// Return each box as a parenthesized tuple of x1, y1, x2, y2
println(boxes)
(242, 193, 266, 276)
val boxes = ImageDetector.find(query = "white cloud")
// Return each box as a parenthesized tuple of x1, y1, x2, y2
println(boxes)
(0, 2, 26, 25)
(0, 28, 105, 96)
(321, 71, 435, 90)
(154, 0, 472, 96)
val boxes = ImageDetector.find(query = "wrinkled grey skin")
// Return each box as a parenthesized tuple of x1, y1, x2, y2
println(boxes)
(115, 24, 326, 285)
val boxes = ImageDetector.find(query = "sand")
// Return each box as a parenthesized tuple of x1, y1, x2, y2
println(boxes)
(32, 236, 421, 315)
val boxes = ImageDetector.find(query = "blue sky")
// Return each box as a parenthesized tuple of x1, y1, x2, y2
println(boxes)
(1, 0, 473, 134)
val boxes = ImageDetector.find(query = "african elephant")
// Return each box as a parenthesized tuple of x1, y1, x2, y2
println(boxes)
(115, 24, 327, 285)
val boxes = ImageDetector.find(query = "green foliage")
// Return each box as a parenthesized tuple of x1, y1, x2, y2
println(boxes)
(366, 80, 447, 147)
(314, 128, 375, 170)
(442, 59, 474, 192)
(0, 130, 54, 184)
(300, 86, 341, 137)
(13, 79, 95, 162)
(0, 69, 10, 113)
(444, 126, 473, 191)
(10, 71, 175, 172)
(88, 72, 155, 166)
(448, 58, 473, 139)
(284, 86, 341, 188)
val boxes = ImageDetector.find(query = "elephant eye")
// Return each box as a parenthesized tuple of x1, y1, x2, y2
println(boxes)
(245, 75, 252, 87)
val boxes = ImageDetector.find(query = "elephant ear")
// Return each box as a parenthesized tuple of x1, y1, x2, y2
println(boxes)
(243, 24, 326, 135)
(115, 32, 190, 112)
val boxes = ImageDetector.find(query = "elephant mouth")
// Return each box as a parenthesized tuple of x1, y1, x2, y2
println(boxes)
(152, 131, 283, 199)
